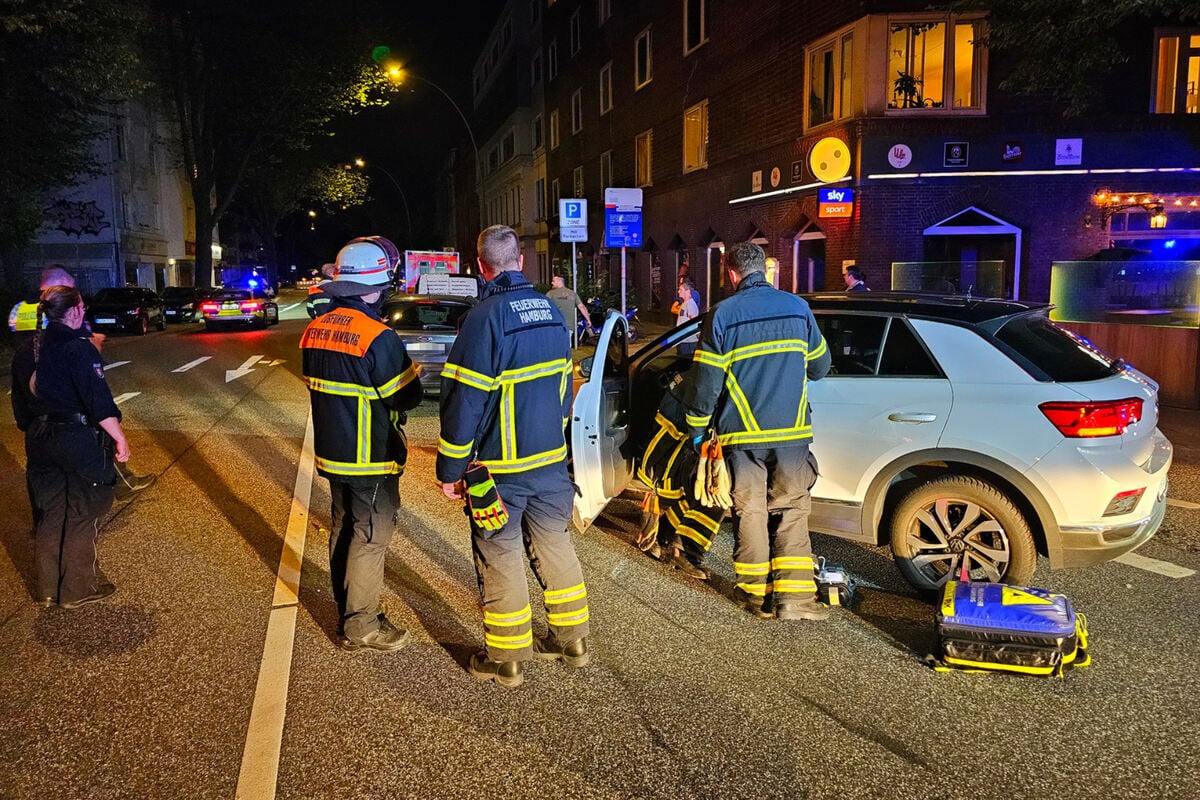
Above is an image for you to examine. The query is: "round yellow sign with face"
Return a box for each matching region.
[809,136,851,183]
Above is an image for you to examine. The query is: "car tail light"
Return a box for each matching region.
[1038,397,1143,438]
[240,301,262,311]
[1103,488,1145,516]
[201,302,220,313]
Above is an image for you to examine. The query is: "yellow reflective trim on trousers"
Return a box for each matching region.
[720,426,813,447]
[686,412,712,428]
[694,349,729,369]
[772,557,815,570]
[684,508,720,533]
[545,582,587,604]
[724,372,760,431]
[774,580,818,593]
[665,506,682,529]
[378,363,421,397]
[438,437,474,459]
[657,487,684,500]
[305,376,375,397]
[314,456,402,475]
[676,524,711,550]
[728,339,808,363]
[443,363,497,391]
[653,411,685,442]
[481,443,568,474]
[734,561,771,576]
[808,335,828,360]
[485,630,534,649]
[499,358,572,384]
[548,607,590,626]
[484,605,533,626]
[737,582,771,596]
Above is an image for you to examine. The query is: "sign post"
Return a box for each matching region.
[558,198,588,345]
[603,188,643,319]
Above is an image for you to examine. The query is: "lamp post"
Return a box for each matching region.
[349,158,413,244]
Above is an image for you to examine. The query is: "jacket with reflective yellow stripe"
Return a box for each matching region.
[300,296,423,484]
[436,271,573,490]
[684,273,831,450]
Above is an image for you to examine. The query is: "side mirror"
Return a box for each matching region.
[578,355,594,380]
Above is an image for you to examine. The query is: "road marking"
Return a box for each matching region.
[281,302,304,312]
[173,356,212,373]
[1114,551,1196,578]
[226,355,263,383]
[1167,497,1200,510]
[266,359,286,367]
[104,360,131,371]
[112,392,141,405]
[236,412,314,800]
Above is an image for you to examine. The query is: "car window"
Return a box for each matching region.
[162,288,193,300]
[212,290,249,301]
[388,301,473,331]
[878,318,942,377]
[816,314,886,376]
[991,311,1119,382]
[93,288,141,302]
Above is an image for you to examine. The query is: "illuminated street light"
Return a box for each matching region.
[349,158,413,245]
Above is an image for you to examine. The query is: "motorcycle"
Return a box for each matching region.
[578,301,638,345]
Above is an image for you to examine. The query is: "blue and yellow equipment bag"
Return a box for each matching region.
[934,581,1090,677]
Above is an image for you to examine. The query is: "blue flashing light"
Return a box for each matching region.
[1164,239,1176,249]
[249,279,259,288]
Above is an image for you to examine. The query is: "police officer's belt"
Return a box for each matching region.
[37,411,90,426]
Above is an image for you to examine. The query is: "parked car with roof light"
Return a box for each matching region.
[200,288,279,331]
[381,293,477,395]
[86,287,167,335]
[161,286,211,323]
[571,293,1173,592]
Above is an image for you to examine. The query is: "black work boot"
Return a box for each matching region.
[732,589,774,620]
[340,616,412,652]
[669,549,708,580]
[534,636,590,668]
[114,465,157,502]
[775,602,830,621]
[469,651,524,688]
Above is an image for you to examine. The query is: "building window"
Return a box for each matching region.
[535,177,546,220]
[531,51,542,86]
[806,31,857,128]
[532,115,544,150]
[549,38,558,80]
[600,149,613,191]
[501,129,516,162]
[636,129,653,187]
[598,0,611,25]
[683,100,708,173]
[573,165,584,198]
[570,8,582,56]
[1152,29,1200,113]
[571,88,583,133]
[887,17,984,111]
[635,26,653,89]
[684,0,707,55]
[551,178,561,216]
[550,109,560,149]
[599,62,613,114]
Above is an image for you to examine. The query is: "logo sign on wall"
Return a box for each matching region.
[1002,142,1024,163]
[791,160,804,182]
[809,136,851,183]
[944,142,969,168]
[817,187,854,219]
[1055,138,1083,166]
[770,167,781,188]
[887,143,913,169]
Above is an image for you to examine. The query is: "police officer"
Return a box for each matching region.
[438,224,591,688]
[14,286,129,608]
[685,242,831,620]
[300,236,423,651]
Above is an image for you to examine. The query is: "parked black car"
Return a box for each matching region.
[86,287,167,335]
[161,286,210,323]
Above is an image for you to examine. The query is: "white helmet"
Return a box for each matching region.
[332,236,400,290]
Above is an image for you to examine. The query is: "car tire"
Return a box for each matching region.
[889,475,1036,592]
[137,316,149,336]
[156,312,166,331]
[269,308,279,326]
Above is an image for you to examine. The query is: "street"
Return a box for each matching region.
[2,288,1198,800]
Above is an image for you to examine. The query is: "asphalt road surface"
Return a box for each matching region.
[1,289,1197,800]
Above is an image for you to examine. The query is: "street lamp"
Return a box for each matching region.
[349,158,413,245]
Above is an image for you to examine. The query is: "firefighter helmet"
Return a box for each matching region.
[333,236,400,288]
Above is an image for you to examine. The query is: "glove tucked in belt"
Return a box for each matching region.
[464,462,509,530]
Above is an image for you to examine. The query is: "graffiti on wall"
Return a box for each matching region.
[43,199,111,237]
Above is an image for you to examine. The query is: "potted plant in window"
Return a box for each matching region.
[893,71,923,108]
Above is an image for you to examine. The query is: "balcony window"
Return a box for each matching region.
[683,100,708,173]
[1153,30,1200,114]
[887,17,983,111]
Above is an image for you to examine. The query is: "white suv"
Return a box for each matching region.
[571,294,1172,592]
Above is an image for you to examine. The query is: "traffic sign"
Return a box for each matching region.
[604,187,643,249]
[559,198,587,244]
[560,226,587,242]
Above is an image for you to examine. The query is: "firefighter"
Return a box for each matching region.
[437,224,591,689]
[305,262,337,318]
[300,236,423,651]
[684,242,831,621]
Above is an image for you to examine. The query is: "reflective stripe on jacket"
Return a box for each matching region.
[300,298,422,483]
[436,271,573,485]
[685,273,831,450]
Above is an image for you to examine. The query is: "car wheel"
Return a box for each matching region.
[137,316,149,336]
[269,308,279,325]
[156,312,166,331]
[889,475,1036,591]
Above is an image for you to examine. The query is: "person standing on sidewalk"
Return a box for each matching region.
[685,242,831,621]
[438,225,591,688]
[545,275,592,345]
[300,236,423,652]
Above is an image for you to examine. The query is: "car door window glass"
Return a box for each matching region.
[817,314,886,375]
[878,318,942,377]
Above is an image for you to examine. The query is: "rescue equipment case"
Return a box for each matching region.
[934,581,1090,676]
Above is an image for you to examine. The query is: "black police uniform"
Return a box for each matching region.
[15,321,120,605]
[437,270,590,663]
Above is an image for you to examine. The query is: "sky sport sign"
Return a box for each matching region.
[818,187,853,219]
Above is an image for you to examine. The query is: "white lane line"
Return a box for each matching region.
[226,355,264,383]
[1114,551,1196,578]
[112,392,141,405]
[235,412,314,800]
[173,356,212,373]
[104,360,131,371]
[1167,497,1200,510]
[281,302,304,312]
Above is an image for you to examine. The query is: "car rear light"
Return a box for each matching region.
[1038,397,1143,437]
[1103,488,1145,516]
[240,301,262,311]
[201,302,220,313]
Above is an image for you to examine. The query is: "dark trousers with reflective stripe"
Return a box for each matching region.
[658,495,723,560]
[471,483,589,662]
[727,444,818,607]
[329,476,399,641]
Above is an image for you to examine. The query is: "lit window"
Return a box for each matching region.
[636,129,653,187]
[598,0,611,25]
[684,0,707,55]
[635,27,653,89]
[887,17,984,111]
[571,89,583,133]
[573,165,584,198]
[550,110,560,149]
[600,149,613,191]
[549,39,558,80]
[570,9,581,56]
[1152,30,1200,114]
[683,100,708,173]
[599,62,613,114]
[532,114,543,150]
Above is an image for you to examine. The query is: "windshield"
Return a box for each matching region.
[93,288,143,303]
[387,301,473,331]
[992,311,1120,382]
[212,290,251,301]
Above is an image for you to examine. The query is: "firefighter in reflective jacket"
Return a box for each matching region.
[305,262,337,318]
[300,236,422,652]
[438,225,591,689]
[684,242,831,621]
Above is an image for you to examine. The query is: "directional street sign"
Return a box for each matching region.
[604,187,643,249]
[559,198,587,243]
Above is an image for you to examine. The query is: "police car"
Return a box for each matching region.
[200,289,279,331]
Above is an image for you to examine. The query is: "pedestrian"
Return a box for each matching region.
[438,224,591,688]
[545,274,592,344]
[843,266,869,292]
[675,281,700,357]
[685,242,832,620]
[14,285,128,608]
[300,236,423,652]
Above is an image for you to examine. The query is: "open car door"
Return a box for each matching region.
[571,311,632,530]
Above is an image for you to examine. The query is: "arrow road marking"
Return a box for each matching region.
[103,360,130,371]
[266,359,286,367]
[112,392,141,405]
[226,355,263,383]
[173,356,212,373]
[1114,551,1196,579]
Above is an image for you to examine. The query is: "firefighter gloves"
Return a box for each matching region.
[465,463,509,530]
[695,431,733,510]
